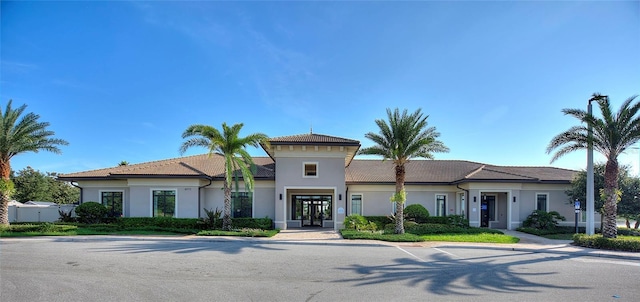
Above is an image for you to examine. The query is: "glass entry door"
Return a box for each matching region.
[292,195,332,227]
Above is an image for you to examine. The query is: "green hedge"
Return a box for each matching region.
[404,223,504,235]
[617,228,640,236]
[364,216,391,230]
[231,218,273,230]
[573,234,640,252]
[115,217,202,229]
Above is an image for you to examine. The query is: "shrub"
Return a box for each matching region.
[231,217,273,230]
[116,217,201,229]
[617,228,640,236]
[573,234,640,252]
[344,214,377,231]
[405,223,504,235]
[364,216,391,230]
[522,210,565,230]
[58,209,76,223]
[404,204,430,223]
[75,202,108,224]
[200,208,223,229]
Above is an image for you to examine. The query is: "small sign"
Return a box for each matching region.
[337,207,345,214]
[574,201,581,210]
[575,209,580,214]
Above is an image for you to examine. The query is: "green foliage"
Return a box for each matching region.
[617,227,640,236]
[420,233,520,243]
[0,223,78,236]
[517,226,588,236]
[341,229,424,242]
[0,178,15,195]
[200,208,223,229]
[363,216,391,230]
[197,228,278,237]
[390,190,406,203]
[522,210,566,230]
[11,167,79,204]
[75,202,108,224]
[404,204,429,223]
[573,234,640,252]
[403,223,504,235]
[231,217,273,230]
[57,209,76,223]
[115,217,201,229]
[343,214,376,231]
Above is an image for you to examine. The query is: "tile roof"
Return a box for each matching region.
[268,133,360,145]
[59,154,575,184]
[345,160,576,184]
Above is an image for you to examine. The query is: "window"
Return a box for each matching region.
[101,191,123,217]
[303,162,318,177]
[232,192,252,218]
[153,190,176,217]
[351,194,363,215]
[536,193,548,212]
[436,194,447,217]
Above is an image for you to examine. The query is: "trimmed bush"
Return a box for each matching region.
[405,223,504,235]
[404,204,430,223]
[116,217,201,229]
[522,210,566,230]
[364,216,391,230]
[344,214,369,230]
[573,234,640,252]
[231,217,273,230]
[75,202,108,224]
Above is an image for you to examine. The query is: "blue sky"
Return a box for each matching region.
[1,1,639,175]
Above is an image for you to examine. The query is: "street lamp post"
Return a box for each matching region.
[587,98,595,235]
[586,94,607,235]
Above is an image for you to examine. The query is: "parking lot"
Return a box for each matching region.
[2,235,639,301]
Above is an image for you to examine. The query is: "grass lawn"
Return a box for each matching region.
[341,229,519,243]
[0,223,278,238]
[420,233,520,243]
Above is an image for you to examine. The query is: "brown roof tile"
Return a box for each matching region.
[59,154,575,184]
[269,133,360,145]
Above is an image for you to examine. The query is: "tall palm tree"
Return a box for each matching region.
[0,100,68,225]
[360,108,449,234]
[179,122,268,231]
[547,93,640,238]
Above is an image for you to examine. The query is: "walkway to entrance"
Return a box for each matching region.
[270,228,342,240]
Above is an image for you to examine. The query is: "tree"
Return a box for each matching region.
[118,161,129,166]
[0,100,68,225]
[179,123,268,231]
[566,164,640,229]
[547,94,640,238]
[359,108,449,234]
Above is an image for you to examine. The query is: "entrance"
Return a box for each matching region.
[481,195,495,227]
[292,195,332,227]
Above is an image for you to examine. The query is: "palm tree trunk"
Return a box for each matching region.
[395,164,405,234]
[0,159,11,226]
[223,179,232,231]
[602,159,619,238]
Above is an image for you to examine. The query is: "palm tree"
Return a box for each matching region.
[179,122,268,231]
[0,100,68,225]
[547,93,640,238]
[360,108,449,234]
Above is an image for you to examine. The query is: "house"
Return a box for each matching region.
[57,133,586,230]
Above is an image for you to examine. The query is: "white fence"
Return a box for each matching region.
[8,204,76,223]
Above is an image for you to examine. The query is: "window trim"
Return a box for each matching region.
[150,188,178,218]
[302,162,319,178]
[535,192,549,212]
[99,190,124,217]
[350,193,363,215]
[435,194,447,217]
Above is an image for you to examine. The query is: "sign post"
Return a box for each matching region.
[574,199,581,234]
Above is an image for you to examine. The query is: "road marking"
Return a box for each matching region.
[395,246,426,262]
[433,247,460,259]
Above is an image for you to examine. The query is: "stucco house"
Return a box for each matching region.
[58,133,586,230]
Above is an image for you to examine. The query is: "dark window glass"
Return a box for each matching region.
[232,192,252,218]
[101,191,123,217]
[153,190,175,217]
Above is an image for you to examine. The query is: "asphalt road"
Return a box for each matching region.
[1,236,639,301]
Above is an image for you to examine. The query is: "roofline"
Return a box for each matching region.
[268,141,361,146]
[347,179,572,185]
